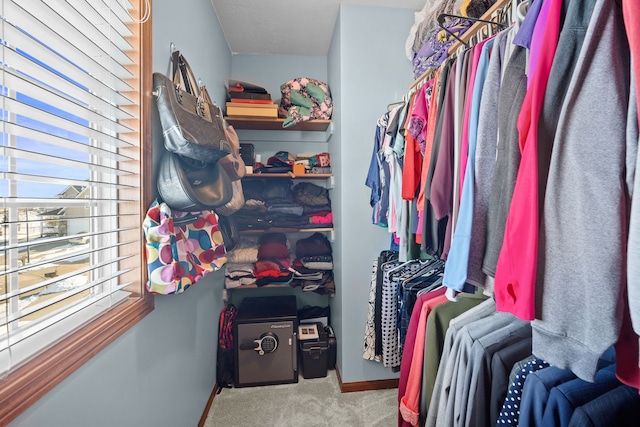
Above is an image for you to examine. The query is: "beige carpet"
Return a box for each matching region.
[203,370,398,427]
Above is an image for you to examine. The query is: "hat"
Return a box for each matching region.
[267,151,295,167]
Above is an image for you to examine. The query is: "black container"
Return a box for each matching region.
[299,322,329,379]
[239,143,255,166]
[325,325,336,370]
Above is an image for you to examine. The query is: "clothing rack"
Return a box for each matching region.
[408,0,514,91]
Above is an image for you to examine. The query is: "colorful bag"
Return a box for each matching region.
[278,77,332,128]
[143,199,227,295]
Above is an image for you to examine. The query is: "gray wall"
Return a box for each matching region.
[10,1,231,426]
[329,4,415,382]
[10,2,416,425]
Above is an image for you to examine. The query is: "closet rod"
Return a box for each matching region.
[408,0,512,90]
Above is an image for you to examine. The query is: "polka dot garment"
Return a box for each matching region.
[496,358,550,425]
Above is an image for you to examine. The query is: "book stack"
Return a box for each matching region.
[226,101,278,118]
[227,79,278,118]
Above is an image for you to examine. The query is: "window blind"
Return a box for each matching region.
[0,0,143,373]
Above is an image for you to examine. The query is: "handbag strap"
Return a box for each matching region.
[171,50,213,119]
[172,50,199,97]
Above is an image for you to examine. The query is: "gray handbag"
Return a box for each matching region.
[153,51,231,163]
[157,150,233,212]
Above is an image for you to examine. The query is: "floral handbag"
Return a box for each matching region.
[143,199,228,294]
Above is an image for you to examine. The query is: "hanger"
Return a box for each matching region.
[387,100,405,112]
[437,13,508,49]
[379,258,408,275]
[401,258,445,284]
[517,0,530,23]
[384,258,426,277]
[416,276,444,296]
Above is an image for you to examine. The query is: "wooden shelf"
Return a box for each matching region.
[244,173,332,179]
[239,227,333,234]
[225,116,332,132]
[228,283,293,290]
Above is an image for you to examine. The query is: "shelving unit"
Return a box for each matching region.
[224,115,335,301]
[239,227,334,235]
[244,173,332,179]
[226,117,333,143]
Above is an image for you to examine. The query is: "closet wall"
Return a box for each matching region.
[328,4,415,382]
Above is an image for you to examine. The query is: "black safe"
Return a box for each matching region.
[234,295,298,387]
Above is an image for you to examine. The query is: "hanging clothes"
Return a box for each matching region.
[493,0,564,321]
[533,0,631,382]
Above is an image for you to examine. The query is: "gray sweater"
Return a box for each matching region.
[533,0,630,382]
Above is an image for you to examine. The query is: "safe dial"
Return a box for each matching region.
[240,332,278,355]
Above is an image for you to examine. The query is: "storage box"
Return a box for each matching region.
[298,322,329,379]
[311,166,331,174]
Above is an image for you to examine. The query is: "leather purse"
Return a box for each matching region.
[201,85,246,181]
[153,51,231,164]
[157,150,233,212]
[215,179,245,217]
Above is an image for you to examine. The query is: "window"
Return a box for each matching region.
[0,0,153,423]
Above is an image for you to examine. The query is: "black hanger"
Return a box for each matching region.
[436,13,508,48]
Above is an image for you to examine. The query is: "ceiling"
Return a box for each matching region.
[210,0,425,56]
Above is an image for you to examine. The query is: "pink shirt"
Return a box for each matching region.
[397,288,446,427]
[399,293,449,426]
[493,0,563,321]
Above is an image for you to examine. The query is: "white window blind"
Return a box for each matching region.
[0,0,144,374]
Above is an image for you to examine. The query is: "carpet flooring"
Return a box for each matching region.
[203,370,398,427]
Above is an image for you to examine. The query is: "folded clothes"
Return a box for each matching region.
[257,232,290,261]
[254,258,292,282]
[224,262,256,289]
[302,205,331,216]
[310,212,333,224]
[225,262,255,276]
[255,271,293,287]
[293,182,331,207]
[266,212,311,228]
[301,258,333,271]
[288,266,323,281]
[258,241,290,260]
[292,270,335,295]
[225,275,256,289]
[226,242,259,264]
[263,179,293,201]
[295,232,332,257]
[243,199,266,211]
[267,204,304,216]
[234,210,272,230]
[242,179,266,201]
